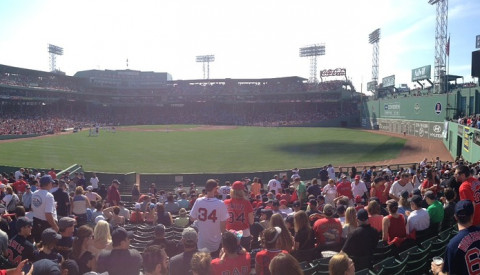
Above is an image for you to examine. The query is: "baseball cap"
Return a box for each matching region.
[261,209,273,219]
[357,209,369,221]
[272,200,280,207]
[232,181,244,190]
[111,227,134,246]
[40,175,54,186]
[292,200,301,207]
[33,259,61,275]
[280,199,288,206]
[94,215,105,224]
[275,194,282,200]
[112,179,120,185]
[58,217,76,231]
[355,195,364,203]
[455,200,474,217]
[182,227,198,243]
[323,204,335,217]
[16,217,33,231]
[41,228,62,244]
[400,190,409,199]
[409,195,423,206]
[179,208,187,216]
[309,199,317,206]
[134,203,141,210]
[86,186,93,191]
[354,175,361,180]
[412,189,421,196]
[26,184,31,189]
[424,190,436,200]
[341,174,347,178]
[155,224,166,235]
[336,204,346,214]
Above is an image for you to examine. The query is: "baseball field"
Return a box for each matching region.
[0,125,406,174]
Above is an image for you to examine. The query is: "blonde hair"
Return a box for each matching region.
[329,253,351,275]
[191,252,211,275]
[344,207,358,228]
[230,188,245,200]
[328,179,335,185]
[270,213,294,252]
[75,186,84,195]
[94,220,112,243]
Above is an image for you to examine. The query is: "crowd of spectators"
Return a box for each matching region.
[0,155,478,274]
[456,114,480,129]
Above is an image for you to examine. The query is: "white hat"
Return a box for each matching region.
[95,215,105,224]
[86,186,93,191]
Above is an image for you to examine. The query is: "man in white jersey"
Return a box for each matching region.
[89,173,99,192]
[389,172,414,201]
[267,175,282,195]
[218,181,231,201]
[31,175,58,243]
[190,179,229,256]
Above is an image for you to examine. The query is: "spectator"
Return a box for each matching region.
[32,175,58,243]
[106,180,121,207]
[174,208,190,227]
[97,227,143,275]
[190,179,229,256]
[366,200,383,233]
[71,225,95,274]
[156,203,172,227]
[270,213,294,252]
[178,193,190,209]
[3,186,19,213]
[85,186,101,203]
[389,173,413,201]
[144,203,156,224]
[71,186,90,227]
[382,199,407,246]
[251,177,262,197]
[421,169,441,196]
[336,175,353,203]
[219,181,231,200]
[456,165,480,226]
[341,209,378,270]
[322,179,337,205]
[259,209,273,229]
[89,173,99,192]
[329,252,355,275]
[34,228,63,264]
[52,181,70,219]
[351,175,368,201]
[307,178,321,198]
[255,227,288,275]
[405,195,430,235]
[292,210,315,261]
[342,207,358,240]
[267,175,282,195]
[131,184,140,203]
[431,200,480,275]
[211,231,251,275]
[56,217,76,259]
[169,227,199,275]
[142,245,169,275]
[224,181,254,250]
[7,217,35,265]
[269,252,303,275]
[21,184,32,211]
[292,177,306,204]
[370,177,387,205]
[318,166,329,187]
[397,190,411,217]
[191,252,212,275]
[441,188,456,230]
[425,190,444,234]
[88,220,112,258]
[117,201,131,221]
[164,194,180,214]
[148,224,177,258]
[313,204,342,249]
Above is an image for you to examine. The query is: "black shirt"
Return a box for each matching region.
[52,189,70,217]
[97,249,142,275]
[318,170,329,181]
[342,224,378,270]
[307,185,322,197]
[7,235,36,265]
[34,250,63,264]
[56,236,74,259]
[294,227,315,250]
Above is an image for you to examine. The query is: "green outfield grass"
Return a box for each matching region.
[0,126,406,173]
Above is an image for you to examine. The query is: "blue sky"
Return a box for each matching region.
[0,0,478,92]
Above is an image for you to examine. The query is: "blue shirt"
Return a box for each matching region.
[443,225,480,274]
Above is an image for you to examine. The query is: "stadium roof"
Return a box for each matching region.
[170,76,307,84]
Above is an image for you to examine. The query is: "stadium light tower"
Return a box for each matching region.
[196,55,215,79]
[428,0,448,93]
[48,44,63,72]
[299,44,325,84]
[369,29,381,85]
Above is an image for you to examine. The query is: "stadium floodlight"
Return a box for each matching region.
[369,29,381,86]
[196,55,215,79]
[299,44,325,84]
[48,44,64,72]
[428,0,448,93]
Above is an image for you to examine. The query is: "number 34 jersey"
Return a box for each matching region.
[224,198,254,232]
[190,197,229,252]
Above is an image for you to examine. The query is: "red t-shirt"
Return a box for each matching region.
[313,217,342,246]
[48,171,57,180]
[224,198,254,231]
[386,214,406,242]
[255,250,287,275]
[459,177,480,226]
[421,179,439,196]
[211,253,251,275]
[370,185,387,204]
[336,181,353,199]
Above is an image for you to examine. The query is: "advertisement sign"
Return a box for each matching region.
[464,127,470,152]
[476,35,480,49]
[382,75,395,88]
[373,118,444,139]
[320,68,346,77]
[367,81,377,92]
[411,65,431,82]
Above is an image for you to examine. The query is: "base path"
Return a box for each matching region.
[347,130,454,168]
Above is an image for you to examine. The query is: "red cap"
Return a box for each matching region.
[354,175,361,180]
[275,194,282,200]
[355,195,363,203]
[232,181,244,190]
[280,199,288,206]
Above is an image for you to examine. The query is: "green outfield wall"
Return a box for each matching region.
[443,122,480,163]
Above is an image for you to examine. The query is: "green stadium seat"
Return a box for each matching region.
[313,271,329,275]
[420,235,438,249]
[398,243,430,261]
[405,260,429,275]
[354,268,371,275]
[431,235,450,251]
[429,245,447,259]
[376,256,408,275]
[405,252,429,273]
[438,227,452,241]
[371,256,398,274]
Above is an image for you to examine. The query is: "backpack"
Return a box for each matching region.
[6,194,19,212]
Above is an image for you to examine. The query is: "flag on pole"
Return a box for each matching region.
[446,36,450,56]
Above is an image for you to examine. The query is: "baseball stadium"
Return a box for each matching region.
[1,0,480,274]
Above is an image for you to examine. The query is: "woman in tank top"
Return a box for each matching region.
[382,199,407,244]
[156,203,173,226]
[72,186,90,227]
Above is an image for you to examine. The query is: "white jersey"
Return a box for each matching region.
[190,197,229,252]
[389,180,414,199]
[351,181,368,198]
[327,167,336,180]
[218,186,231,200]
[31,189,57,221]
[90,177,99,189]
[267,179,281,194]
